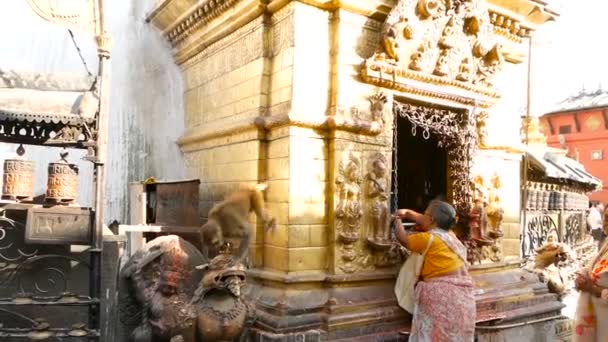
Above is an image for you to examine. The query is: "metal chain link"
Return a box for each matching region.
[67,29,93,77]
[391,107,399,213]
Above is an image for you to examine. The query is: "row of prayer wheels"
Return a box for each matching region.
[1,146,79,204]
[525,181,589,211]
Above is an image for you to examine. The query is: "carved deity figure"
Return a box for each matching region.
[335,154,363,240]
[438,17,457,50]
[486,174,504,234]
[474,43,503,87]
[468,175,504,263]
[383,25,400,62]
[469,176,488,236]
[433,49,451,77]
[369,93,387,126]
[475,111,489,147]
[456,58,472,82]
[120,236,201,342]
[190,244,254,342]
[365,0,505,92]
[366,153,390,242]
[121,237,255,342]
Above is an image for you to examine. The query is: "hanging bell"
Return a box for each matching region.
[2,144,35,201]
[45,151,79,204]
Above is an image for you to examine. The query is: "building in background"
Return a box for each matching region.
[539,89,608,203]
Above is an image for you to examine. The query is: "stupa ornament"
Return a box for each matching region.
[521,116,547,146]
[361,0,505,105]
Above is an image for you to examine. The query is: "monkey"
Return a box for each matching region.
[200,183,276,263]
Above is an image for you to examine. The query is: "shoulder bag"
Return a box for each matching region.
[394,234,434,314]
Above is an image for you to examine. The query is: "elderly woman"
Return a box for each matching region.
[393,200,475,342]
[573,240,608,341]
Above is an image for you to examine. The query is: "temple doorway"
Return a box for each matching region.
[391,114,448,214]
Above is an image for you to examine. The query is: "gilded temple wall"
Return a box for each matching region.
[176,0,534,269]
[267,4,331,273]
[180,14,268,266]
[179,3,333,272]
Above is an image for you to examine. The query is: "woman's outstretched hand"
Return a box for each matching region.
[393,209,409,219]
[575,270,593,293]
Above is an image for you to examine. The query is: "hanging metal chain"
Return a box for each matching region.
[67,29,93,77]
[392,101,476,217]
[391,107,399,212]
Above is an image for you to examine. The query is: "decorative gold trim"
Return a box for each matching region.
[178,118,259,147]
[180,15,265,69]
[165,0,245,46]
[488,10,532,40]
[246,267,399,284]
[361,64,498,109]
[174,0,266,65]
[177,113,384,148]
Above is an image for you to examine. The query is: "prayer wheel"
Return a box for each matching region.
[46,152,78,204]
[2,159,35,200]
[2,145,35,201]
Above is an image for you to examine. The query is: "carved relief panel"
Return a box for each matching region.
[468,172,504,264]
[365,153,390,244]
[335,152,366,273]
[362,0,505,106]
[364,152,402,268]
[334,149,403,273]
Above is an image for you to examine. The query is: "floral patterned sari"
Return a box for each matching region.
[409,229,476,342]
[573,241,608,341]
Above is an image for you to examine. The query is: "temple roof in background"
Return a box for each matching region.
[545,88,608,115]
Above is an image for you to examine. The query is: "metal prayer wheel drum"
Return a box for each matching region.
[2,159,35,200]
[46,158,78,204]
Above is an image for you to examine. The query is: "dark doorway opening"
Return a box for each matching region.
[391,114,448,213]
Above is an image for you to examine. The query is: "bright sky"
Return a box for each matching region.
[532,0,608,114]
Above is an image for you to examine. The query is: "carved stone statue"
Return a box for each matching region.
[120,235,204,342]
[366,153,391,246]
[190,243,255,342]
[120,236,255,342]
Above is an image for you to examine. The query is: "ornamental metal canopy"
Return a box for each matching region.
[0,70,97,147]
[525,147,602,190]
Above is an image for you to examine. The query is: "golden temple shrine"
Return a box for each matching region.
[141,0,584,340]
